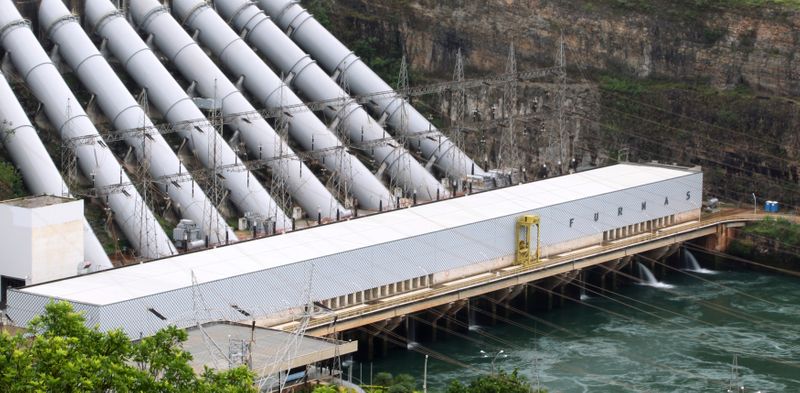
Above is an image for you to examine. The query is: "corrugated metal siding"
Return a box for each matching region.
[7,172,702,337]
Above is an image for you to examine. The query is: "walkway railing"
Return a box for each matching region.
[287,211,782,333]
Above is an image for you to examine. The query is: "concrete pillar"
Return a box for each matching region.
[600,272,607,293]
[612,271,618,291]
[523,285,530,310]
[367,334,375,361]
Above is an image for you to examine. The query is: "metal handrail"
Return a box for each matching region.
[290,211,782,332]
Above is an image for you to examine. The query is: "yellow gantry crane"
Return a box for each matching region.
[515,215,541,267]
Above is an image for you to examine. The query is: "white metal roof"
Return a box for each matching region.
[18,164,696,305]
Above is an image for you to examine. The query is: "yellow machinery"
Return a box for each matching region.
[515,215,541,266]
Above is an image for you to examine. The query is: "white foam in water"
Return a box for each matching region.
[637,262,675,289]
[684,250,717,275]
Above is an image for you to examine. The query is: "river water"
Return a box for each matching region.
[367,269,800,392]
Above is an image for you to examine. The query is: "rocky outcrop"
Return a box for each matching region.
[328,0,800,96]
[320,0,800,205]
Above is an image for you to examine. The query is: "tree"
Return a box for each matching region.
[446,370,546,393]
[373,371,394,387]
[0,301,256,392]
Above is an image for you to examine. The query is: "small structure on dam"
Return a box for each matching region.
[6,163,703,337]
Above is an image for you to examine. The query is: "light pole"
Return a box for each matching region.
[752,193,757,215]
[480,349,505,374]
[423,354,429,393]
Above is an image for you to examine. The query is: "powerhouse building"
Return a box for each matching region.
[7,164,703,337]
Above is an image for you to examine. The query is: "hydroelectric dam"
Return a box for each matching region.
[0,0,779,385]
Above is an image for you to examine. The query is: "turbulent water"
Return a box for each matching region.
[366,270,800,392]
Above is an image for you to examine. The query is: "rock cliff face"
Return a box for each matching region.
[318,0,800,206]
[326,0,800,96]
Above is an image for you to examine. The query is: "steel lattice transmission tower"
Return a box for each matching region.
[555,34,567,175]
[135,89,160,260]
[497,43,521,174]
[272,97,293,225]
[205,81,226,240]
[328,75,353,214]
[447,48,468,188]
[389,56,412,203]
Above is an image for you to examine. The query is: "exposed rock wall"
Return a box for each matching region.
[327,0,800,96]
[319,0,800,205]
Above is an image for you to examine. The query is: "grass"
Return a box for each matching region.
[598,74,755,98]
[742,216,800,247]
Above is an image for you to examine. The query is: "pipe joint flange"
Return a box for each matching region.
[284,8,312,38]
[179,1,210,27]
[261,85,287,109]
[331,101,361,128]
[285,54,316,88]
[91,9,124,35]
[332,51,359,83]
[223,0,260,26]
[0,18,30,42]
[274,0,300,29]
[44,14,80,40]
[137,5,168,32]
[379,96,407,125]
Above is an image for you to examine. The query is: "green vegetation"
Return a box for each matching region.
[363,372,418,393]
[446,370,547,393]
[0,301,256,392]
[311,385,355,393]
[598,74,755,98]
[350,36,405,88]
[728,217,800,269]
[303,0,333,29]
[583,0,800,19]
[741,216,800,247]
[0,161,25,200]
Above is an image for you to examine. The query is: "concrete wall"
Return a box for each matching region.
[0,198,84,285]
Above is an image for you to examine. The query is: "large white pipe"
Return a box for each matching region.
[85,0,289,230]
[40,0,234,245]
[257,0,485,180]
[129,0,348,220]
[215,0,446,201]
[0,0,176,259]
[0,69,112,269]
[172,0,392,211]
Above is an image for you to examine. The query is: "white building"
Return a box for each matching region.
[6,164,703,336]
[0,195,84,306]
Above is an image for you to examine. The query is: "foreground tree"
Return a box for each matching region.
[446,370,547,393]
[0,301,256,392]
[364,371,418,393]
